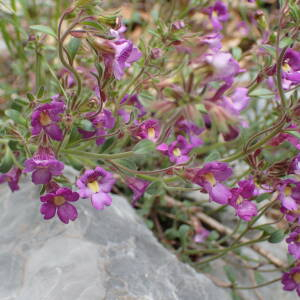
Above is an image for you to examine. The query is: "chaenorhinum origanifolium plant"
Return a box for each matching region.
[0,0,300,296]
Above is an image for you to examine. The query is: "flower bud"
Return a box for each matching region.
[255,10,268,31]
[150,48,163,59]
[98,15,118,26]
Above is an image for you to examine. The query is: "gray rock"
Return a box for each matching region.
[0,179,231,300]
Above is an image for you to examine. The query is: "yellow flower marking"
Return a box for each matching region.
[284,186,292,197]
[173,148,182,157]
[148,128,155,139]
[88,181,100,193]
[204,173,216,186]
[40,111,52,126]
[293,272,300,284]
[53,196,66,206]
[282,63,291,72]
[236,195,244,205]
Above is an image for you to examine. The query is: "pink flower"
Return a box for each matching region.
[186,162,232,204]
[78,109,115,145]
[40,187,79,224]
[31,100,65,141]
[229,179,258,221]
[194,227,210,243]
[0,167,22,192]
[286,227,300,260]
[157,135,193,164]
[103,39,142,80]
[203,1,229,31]
[282,265,300,296]
[136,119,161,142]
[126,177,150,206]
[24,147,64,185]
[76,167,115,210]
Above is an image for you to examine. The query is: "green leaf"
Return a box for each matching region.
[4,109,26,126]
[67,38,82,63]
[231,290,242,300]
[268,229,285,243]
[115,158,137,170]
[0,149,14,173]
[204,150,220,162]
[254,271,266,284]
[146,180,164,195]
[81,21,106,32]
[133,139,155,155]
[279,37,294,49]
[30,25,57,38]
[178,224,191,239]
[260,45,276,58]
[255,192,271,203]
[249,88,272,97]
[78,119,94,131]
[195,103,207,113]
[232,47,242,61]
[207,230,220,241]
[258,224,276,235]
[37,86,45,98]
[224,265,237,283]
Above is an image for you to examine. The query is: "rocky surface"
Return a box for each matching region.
[0,177,231,300]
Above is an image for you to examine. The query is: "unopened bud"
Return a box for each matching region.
[255,10,268,31]
[150,48,163,59]
[98,15,118,26]
[172,20,185,31]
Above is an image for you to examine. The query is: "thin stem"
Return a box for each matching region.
[62,149,134,160]
[234,277,281,290]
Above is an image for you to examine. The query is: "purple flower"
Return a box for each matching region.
[269,125,300,150]
[172,20,185,31]
[76,167,115,210]
[120,94,146,119]
[282,48,300,88]
[277,179,300,211]
[103,39,142,80]
[156,135,193,164]
[0,167,22,192]
[194,227,210,243]
[229,180,258,221]
[282,265,300,296]
[23,147,64,185]
[200,32,223,51]
[290,154,300,175]
[222,88,250,115]
[31,100,65,141]
[40,187,79,224]
[286,227,300,260]
[203,1,229,31]
[151,48,163,59]
[187,162,232,204]
[205,51,241,83]
[79,109,115,145]
[176,119,204,147]
[127,177,150,206]
[281,204,300,224]
[136,119,160,142]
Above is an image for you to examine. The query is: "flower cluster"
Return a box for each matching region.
[1,0,300,297]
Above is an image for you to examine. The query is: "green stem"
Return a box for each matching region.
[195,237,268,265]
[35,44,42,93]
[234,277,281,290]
[276,46,288,108]
[62,149,134,160]
[117,67,145,104]
[220,117,286,163]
